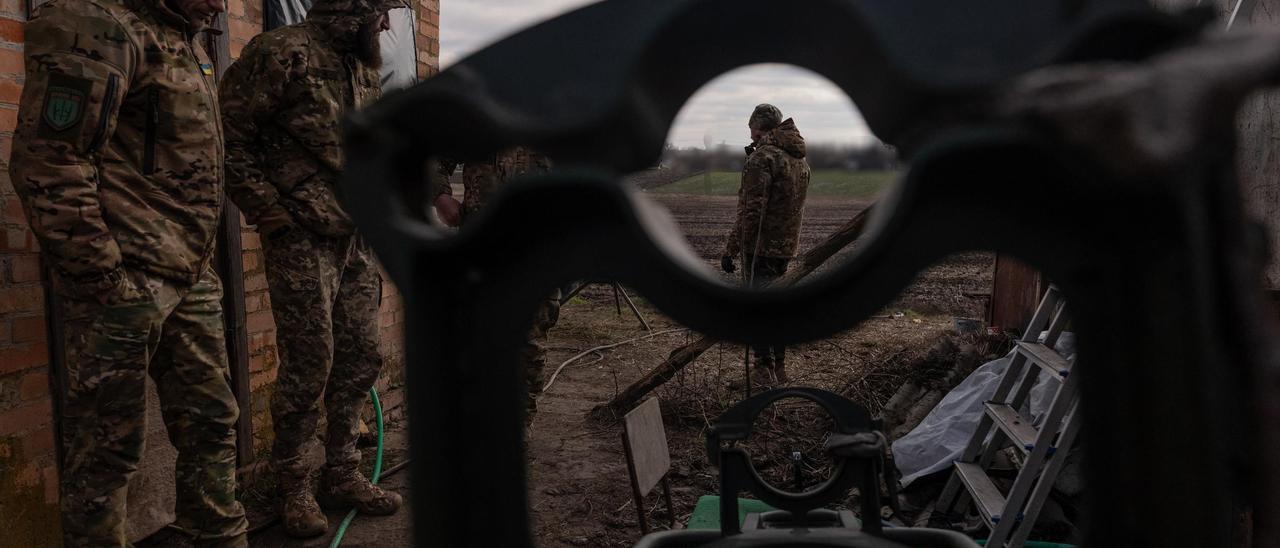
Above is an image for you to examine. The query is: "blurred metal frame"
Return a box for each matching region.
[342,0,1276,546]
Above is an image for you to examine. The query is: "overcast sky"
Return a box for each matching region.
[439,0,878,149]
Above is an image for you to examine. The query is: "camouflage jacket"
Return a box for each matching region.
[219,0,403,237]
[9,0,224,293]
[434,147,552,224]
[725,118,811,259]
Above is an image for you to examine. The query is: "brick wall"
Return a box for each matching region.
[416,0,439,79]
[0,0,438,541]
[0,0,62,543]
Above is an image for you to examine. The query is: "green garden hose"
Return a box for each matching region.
[328,387,385,548]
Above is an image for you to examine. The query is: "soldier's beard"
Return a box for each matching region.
[357,21,383,69]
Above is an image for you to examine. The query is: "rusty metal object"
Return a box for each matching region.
[342,0,1277,545]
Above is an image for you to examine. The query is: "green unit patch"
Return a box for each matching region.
[39,73,92,135]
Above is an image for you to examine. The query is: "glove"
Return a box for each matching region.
[720,256,736,274]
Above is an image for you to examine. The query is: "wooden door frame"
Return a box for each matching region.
[206,14,256,468]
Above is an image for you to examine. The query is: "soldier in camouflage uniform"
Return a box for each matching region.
[720,104,811,384]
[433,149,562,425]
[8,0,247,545]
[218,0,404,538]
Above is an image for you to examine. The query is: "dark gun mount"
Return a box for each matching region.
[635,387,977,548]
[340,0,1280,546]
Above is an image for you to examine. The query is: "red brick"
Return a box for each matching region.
[0,48,22,76]
[0,77,21,105]
[248,332,267,355]
[249,351,276,377]
[244,272,267,292]
[0,398,53,436]
[2,226,33,251]
[0,135,14,167]
[0,104,17,132]
[0,342,49,374]
[0,0,24,18]
[0,284,43,313]
[249,368,275,390]
[41,464,58,503]
[241,232,260,251]
[246,310,274,334]
[18,369,48,400]
[12,314,44,343]
[229,17,258,43]
[0,19,22,43]
[3,195,26,224]
[22,427,55,458]
[12,460,38,487]
[0,317,9,343]
[245,293,261,313]
[9,253,40,283]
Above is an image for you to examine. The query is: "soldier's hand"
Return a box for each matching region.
[434,194,462,227]
[720,255,736,274]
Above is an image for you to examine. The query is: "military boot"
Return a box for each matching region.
[318,466,403,515]
[279,472,328,538]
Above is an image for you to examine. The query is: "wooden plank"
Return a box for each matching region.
[955,462,1006,527]
[985,402,1038,454]
[990,254,1043,332]
[623,398,670,498]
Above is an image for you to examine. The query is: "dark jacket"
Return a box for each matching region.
[725,118,811,259]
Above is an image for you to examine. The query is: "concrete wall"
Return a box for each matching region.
[0,0,440,542]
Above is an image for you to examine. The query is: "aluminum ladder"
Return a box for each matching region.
[936,284,1081,547]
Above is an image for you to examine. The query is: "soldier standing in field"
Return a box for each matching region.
[432,149,562,426]
[720,104,812,385]
[9,0,248,545]
[218,0,405,538]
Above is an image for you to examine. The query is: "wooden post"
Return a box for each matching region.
[207,14,255,467]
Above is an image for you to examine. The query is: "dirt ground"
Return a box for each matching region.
[524,193,994,547]
[243,192,996,546]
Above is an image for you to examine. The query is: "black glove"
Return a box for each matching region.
[721,256,736,274]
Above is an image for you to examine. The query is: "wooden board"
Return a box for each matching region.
[990,254,1043,332]
[623,398,670,498]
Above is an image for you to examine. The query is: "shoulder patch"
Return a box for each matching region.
[39,73,92,136]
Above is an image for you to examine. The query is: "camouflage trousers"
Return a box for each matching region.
[263,229,383,480]
[58,264,247,548]
[743,256,790,374]
[521,291,562,425]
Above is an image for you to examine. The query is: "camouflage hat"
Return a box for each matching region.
[748,104,783,131]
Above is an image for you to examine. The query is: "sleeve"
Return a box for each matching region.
[218,41,294,228]
[8,3,134,287]
[724,150,776,257]
[431,157,459,199]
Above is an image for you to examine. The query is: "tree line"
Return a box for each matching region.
[662,141,899,172]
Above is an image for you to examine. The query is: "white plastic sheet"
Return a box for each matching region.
[892,332,1076,487]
